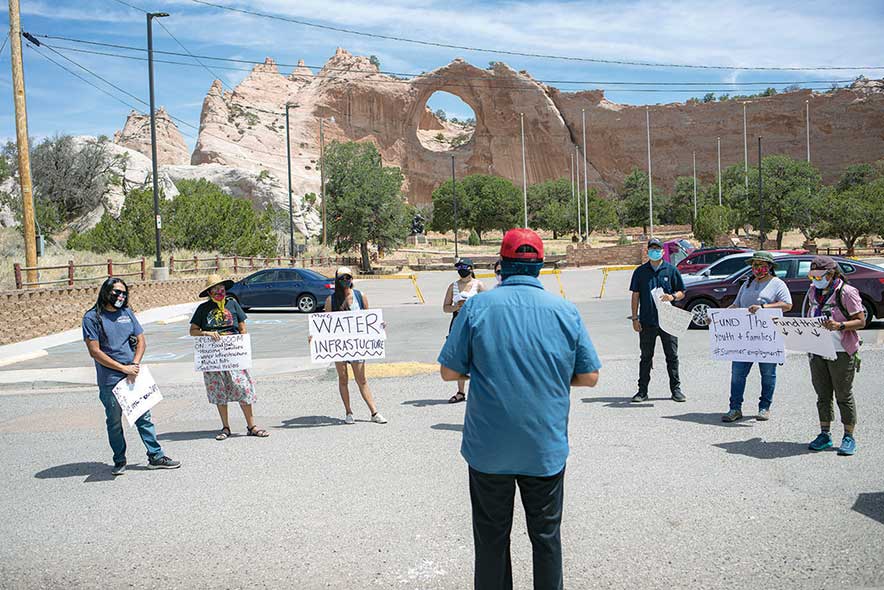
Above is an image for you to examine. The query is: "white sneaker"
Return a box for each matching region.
[344,413,355,425]
[371,412,387,424]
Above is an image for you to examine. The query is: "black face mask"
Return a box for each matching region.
[338,277,352,288]
[109,289,127,309]
[457,268,472,278]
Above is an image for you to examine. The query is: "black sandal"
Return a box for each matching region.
[448,392,466,403]
[216,427,231,441]
[247,425,270,438]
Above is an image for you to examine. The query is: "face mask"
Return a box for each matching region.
[495,273,502,285]
[648,249,663,261]
[812,277,830,289]
[457,268,472,278]
[211,290,226,302]
[752,266,770,279]
[110,289,127,308]
[338,278,352,289]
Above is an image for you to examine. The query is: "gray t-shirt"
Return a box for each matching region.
[734,277,792,308]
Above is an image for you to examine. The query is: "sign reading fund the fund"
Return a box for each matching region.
[309,310,386,363]
[708,308,785,363]
[194,334,253,372]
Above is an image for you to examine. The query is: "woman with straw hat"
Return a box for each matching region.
[189,274,269,440]
[721,252,792,423]
[323,266,387,425]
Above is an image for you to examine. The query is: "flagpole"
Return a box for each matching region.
[646,107,653,237]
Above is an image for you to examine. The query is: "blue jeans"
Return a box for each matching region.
[729,362,777,411]
[99,385,163,464]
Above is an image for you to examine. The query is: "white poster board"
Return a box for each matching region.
[651,287,693,338]
[772,316,837,359]
[112,365,163,427]
[309,309,386,363]
[194,334,253,372]
[708,308,785,363]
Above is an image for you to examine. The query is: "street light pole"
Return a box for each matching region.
[520,112,528,227]
[147,11,169,279]
[805,100,811,163]
[717,136,722,206]
[758,136,765,248]
[451,154,458,259]
[582,108,589,238]
[646,107,653,237]
[319,117,326,247]
[575,145,581,240]
[692,151,697,223]
[743,103,749,190]
[285,103,297,257]
[571,152,579,238]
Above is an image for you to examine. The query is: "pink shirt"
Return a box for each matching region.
[806,280,863,356]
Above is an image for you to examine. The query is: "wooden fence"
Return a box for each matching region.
[12,255,357,290]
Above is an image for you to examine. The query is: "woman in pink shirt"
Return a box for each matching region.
[802,256,865,456]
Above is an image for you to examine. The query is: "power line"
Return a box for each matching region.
[32,34,857,92]
[0,31,9,59]
[187,0,884,72]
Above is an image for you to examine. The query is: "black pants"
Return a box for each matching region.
[469,466,565,590]
[638,324,680,395]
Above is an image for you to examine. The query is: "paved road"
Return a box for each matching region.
[1,269,883,588]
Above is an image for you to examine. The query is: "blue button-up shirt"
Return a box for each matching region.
[437,275,602,477]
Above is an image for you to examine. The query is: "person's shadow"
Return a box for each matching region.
[582,396,658,408]
[279,415,346,428]
[431,423,463,432]
[713,437,811,459]
[852,492,884,525]
[35,462,149,483]
[157,430,219,441]
[663,412,754,428]
[402,399,450,408]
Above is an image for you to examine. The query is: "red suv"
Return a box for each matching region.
[677,248,750,275]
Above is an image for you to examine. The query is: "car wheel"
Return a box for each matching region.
[687,298,716,329]
[296,293,317,313]
[862,300,875,329]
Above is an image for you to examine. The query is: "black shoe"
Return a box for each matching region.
[147,456,181,470]
[111,462,127,476]
[671,390,686,402]
[631,392,649,403]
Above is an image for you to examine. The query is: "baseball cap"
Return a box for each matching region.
[455,258,474,269]
[336,266,353,278]
[500,228,544,261]
[647,238,663,249]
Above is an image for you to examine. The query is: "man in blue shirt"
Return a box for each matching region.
[438,228,601,590]
[83,277,180,476]
[629,238,686,403]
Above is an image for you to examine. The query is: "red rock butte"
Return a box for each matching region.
[116,48,884,204]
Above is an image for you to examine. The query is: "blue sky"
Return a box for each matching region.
[2,0,883,149]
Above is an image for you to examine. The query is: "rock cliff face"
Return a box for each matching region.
[123,48,884,206]
[114,108,189,166]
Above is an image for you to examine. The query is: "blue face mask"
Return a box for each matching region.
[648,249,663,261]
[812,277,830,289]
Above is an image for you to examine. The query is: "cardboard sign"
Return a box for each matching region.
[772,316,837,359]
[651,287,693,338]
[309,309,386,363]
[194,334,253,372]
[708,308,785,363]
[112,365,163,427]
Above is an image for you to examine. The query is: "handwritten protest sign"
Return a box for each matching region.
[772,316,837,359]
[651,287,693,338]
[309,309,386,363]
[194,334,252,372]
[112,365,162,427]
[708,308,784,363]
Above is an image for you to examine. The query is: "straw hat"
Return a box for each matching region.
[199,274,235,298]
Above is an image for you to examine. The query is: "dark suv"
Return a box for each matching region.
[675,255,884,328]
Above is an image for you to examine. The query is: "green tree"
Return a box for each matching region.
[835,163,883,192]
[616,168,665,234]
[816,181,883,254]
[434,109,447,122]
[369,55,380,69]
[322,141,409,272]
[430,174,521,242]
[702,93,716,103]
[528,177,574,238]
[585,191,620,235]
[694,204,735,246]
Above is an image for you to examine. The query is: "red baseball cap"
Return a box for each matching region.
[500,228,544,261]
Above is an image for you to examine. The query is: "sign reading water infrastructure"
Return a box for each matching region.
[112,365,163,427]
[194,334,253,372]
[709,308,785,363]
[309,310,386,363]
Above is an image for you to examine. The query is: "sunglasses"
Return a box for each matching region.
[808,272,829,280]
[750,262,769,268]
[339,275,352,281]
[110,288,128,297]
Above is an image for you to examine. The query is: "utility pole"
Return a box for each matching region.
[451,155,458,259]
[646,107,653,237]
[320,118,326,247]
[805,100,811,163]
[8,0,37,286]
[520,112,528,228]
[582,108,589,238]
[692,151,697,223]
[743,102,749,190]
[147,11,169,279]
[285,103,297,256]
[717,136,722,206]
[758,136,765,248]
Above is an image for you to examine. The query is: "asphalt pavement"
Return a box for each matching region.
[1,268,883,589]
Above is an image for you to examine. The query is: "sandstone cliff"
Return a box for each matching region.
[114,108,189,166]
[121,48,884,206]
